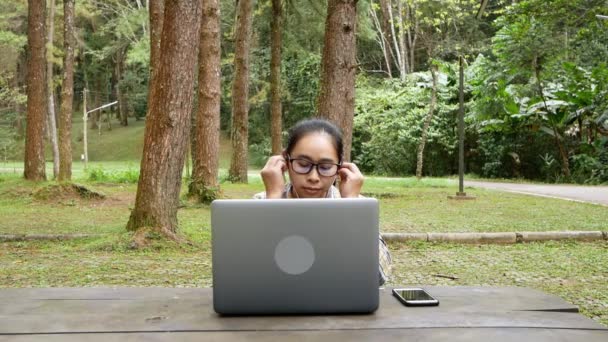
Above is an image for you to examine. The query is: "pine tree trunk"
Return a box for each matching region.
[228,0,256,183]
[58,0,74,182]
[47,0,60,179]
[416,63,437,180]
[317,0,357,162]
[117,49,128,126]
[24,0,48,181]
[126,0,202,240]
[148,0,164,107]
[189,0,222,203]
[270,0,283,154]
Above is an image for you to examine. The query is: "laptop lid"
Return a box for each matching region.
[211,198,379,315]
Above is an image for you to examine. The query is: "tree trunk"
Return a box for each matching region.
[406,2,418,73]
[534,63,571,178]
[47,0,60,179]
[15,51,27,138]
[396,0,408,79]
[270,0,283,154]
[387,0,402,77]
[126,0,202,240]
[24,0,48,181]
[228,0,256,183]
[189,0,222,203]
[378,0,393,77]
[58,0,75,182]
[416,63,437,180]
[148,0,164,107]
[116,49,128,126]
[90,80,101,130]
[317,0,357,162]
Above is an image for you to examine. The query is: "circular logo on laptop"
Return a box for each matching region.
[274,235,315,275]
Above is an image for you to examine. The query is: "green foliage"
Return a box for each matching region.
[249,137,272,168]
[353,68,458,176]
[86,166,140,184]
[468,0,608,183]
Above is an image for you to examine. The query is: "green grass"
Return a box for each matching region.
[7,114,234,168]
[1,172,607,236]
[1,238,606,326]
[1,173,607,326]
[389,240,608,326]
[2,121,608,327]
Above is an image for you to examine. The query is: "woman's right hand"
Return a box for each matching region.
[260,155,287,199]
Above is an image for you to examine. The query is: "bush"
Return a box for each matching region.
[86,166,140,183]
[353,72,457,176]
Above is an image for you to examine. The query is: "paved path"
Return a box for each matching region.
[465,181,608,206]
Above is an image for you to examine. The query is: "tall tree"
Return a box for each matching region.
[317,0,357,161]
[115,48,128,126]
[270,0,283,154]
[415,62,438,179]
[228,0,256,182]
[189,0,221,203]
[58,0,74,181]
[148,0,164,105]
[24,0,48,181]
[46,0,59,179]
[126,0,202,241]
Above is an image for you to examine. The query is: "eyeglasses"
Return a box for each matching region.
[286,155,341,177]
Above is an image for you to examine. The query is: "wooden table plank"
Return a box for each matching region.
[0,286,580,312]
[2,328,608,342]
[1,286,604,336]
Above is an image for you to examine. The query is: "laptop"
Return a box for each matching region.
[211,198,379,315]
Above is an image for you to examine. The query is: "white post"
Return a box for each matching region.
[83,88,88,170]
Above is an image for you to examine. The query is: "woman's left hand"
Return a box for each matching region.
[337,162,364,198]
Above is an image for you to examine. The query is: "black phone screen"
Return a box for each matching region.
[394,289,435,301]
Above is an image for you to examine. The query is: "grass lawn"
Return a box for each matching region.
[1,171,606,235]
[2,122,608,327]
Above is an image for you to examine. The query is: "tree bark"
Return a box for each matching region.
[416,63,438,180]
[148,0,164,107]
[317,0,358,162]
[228,0,256,183]
[47,0,60,179]
[378,0,393,77]
[396,0,408,80]
[116,49,128,126]
[24,0,48,181]
[270,0,283,154]
[406,2,418,73]
[58,0,75,181]
[189,0,222,203]
[126,0,202,238]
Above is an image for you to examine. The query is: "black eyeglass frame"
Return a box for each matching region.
[286,154,342,177]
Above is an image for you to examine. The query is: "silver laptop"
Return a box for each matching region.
[211,198,379,315]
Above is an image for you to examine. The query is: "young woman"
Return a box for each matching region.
[254,118,392,285]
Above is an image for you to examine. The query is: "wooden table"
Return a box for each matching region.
[0,286,606,341]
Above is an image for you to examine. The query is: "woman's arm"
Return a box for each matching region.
[337,162,364,198]
[260,155,287,199]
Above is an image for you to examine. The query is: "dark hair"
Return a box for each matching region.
[285,119,343,162]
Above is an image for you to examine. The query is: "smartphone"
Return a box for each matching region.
[392,288,439,307]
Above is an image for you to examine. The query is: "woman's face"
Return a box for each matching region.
[286,132,340,198]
